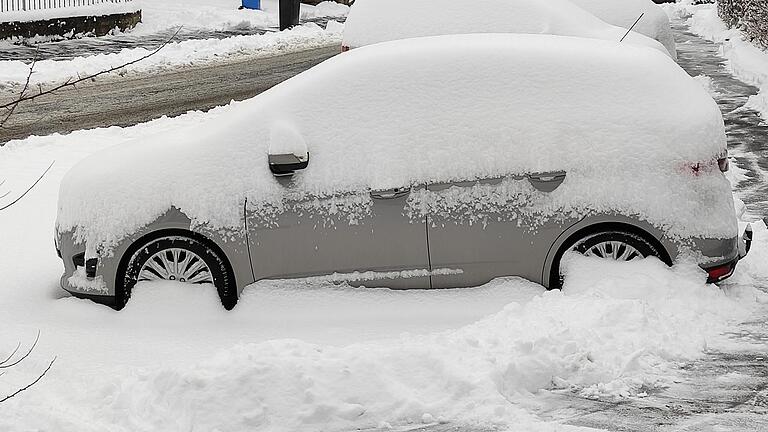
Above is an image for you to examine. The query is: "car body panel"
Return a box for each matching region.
[246,188,430,288]
[58,207,254,299]
[426,177,581,288]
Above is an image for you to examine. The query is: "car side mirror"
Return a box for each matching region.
[268,121,309,177]
[269,152,309,176]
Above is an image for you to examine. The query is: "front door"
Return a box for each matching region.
[246,185,430,288]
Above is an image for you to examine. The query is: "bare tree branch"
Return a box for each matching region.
[0,48,38,129]
[0,26,183,112]
[0,160,55,212]
[0,342,21,367]
[0,356,56,404]
[0,330,40,369]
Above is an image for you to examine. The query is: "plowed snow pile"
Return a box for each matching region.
[1,254,763,431]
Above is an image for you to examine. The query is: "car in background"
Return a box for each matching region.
[56,34,747,310]
[570,0,677,60]
[340,0,674,58]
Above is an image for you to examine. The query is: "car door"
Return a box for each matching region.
[246,184,430,288]
[423,173,574,288]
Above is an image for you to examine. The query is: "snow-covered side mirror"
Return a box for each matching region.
[268,122,309,177]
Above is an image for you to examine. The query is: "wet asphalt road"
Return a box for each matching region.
[0,16,341,61]
[0,44,340,144]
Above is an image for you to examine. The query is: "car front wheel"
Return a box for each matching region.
[118,234,237,310]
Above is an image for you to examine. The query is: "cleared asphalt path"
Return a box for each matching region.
[0,44,340,144]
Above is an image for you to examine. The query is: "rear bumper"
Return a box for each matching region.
[700,223,752,284]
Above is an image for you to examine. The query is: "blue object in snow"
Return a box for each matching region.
[242,0,261,10]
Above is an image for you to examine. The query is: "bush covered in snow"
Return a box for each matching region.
[718,0,768,50]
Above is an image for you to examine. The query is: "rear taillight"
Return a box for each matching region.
[717,156,729,172]
[687,151,729,175]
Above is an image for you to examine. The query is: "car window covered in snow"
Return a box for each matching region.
[342,0,671,57]
[57,34,733,252]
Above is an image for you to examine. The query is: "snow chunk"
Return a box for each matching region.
[57,33,734,252]
[343,0,671,58]
[570,0,677,60]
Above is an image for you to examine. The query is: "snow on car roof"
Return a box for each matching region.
[570,0,676,60]
[57,33,732,251]
[342,0,671,57]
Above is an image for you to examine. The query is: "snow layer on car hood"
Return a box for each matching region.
[342,0,672,58]
[57,33,734,251]
[570,0,677,60]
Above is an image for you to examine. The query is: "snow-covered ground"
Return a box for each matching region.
[663,1,768,121]
[0,0,348,86]
[1,95,767,431]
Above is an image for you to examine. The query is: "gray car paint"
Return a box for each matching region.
[57,177,740,304]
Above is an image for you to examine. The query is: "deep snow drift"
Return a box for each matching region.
[342,0,670,57]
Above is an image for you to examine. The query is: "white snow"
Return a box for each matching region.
[342,0,671,58]
[0,21,344,87]
[1,70,766,431]
[54,33,734,255]
[0,1,140,24]
[570,0,677,60]
[665,1,768,122]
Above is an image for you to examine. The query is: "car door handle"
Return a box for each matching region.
[371,187,410,200]
[527,171,566,193]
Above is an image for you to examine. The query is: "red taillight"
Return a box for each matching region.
[705,261,735,283]
[718,157,729,172]
[341,45,350,52]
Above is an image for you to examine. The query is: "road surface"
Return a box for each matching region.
[0,44,340,144]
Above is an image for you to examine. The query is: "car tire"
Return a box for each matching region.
[552,230,666,289]
[117,235,237,310]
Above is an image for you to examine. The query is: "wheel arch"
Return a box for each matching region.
[542,217,674,289]
[114,228,238,300]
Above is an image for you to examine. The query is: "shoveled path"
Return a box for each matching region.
[0,44,340,144]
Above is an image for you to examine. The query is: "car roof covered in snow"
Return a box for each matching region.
[58,33,730,250]
[570,0,676,59]
[342,0,672,57]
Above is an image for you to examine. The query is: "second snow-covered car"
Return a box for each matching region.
[341,0,675,58]
[56,34,747,310]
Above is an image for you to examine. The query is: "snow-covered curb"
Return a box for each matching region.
[664,1,768,121]
[0,21,343,87]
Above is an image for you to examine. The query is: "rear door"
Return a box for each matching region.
[423,173,572,288]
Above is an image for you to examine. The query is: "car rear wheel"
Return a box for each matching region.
[554,230,666,288]
[118,235,237,310]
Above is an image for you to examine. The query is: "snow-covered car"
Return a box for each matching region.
[341,0,675,59]
[570,0,677,60]
[56,34,748,310]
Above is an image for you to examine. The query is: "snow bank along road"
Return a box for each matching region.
[0,44,339,143]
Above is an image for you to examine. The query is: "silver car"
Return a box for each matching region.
[55,34,751,310]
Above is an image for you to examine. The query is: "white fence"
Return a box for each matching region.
[1,0,134,13]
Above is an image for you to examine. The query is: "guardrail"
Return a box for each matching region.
[1,0,134,13]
